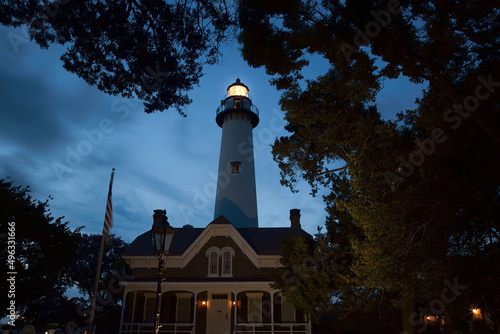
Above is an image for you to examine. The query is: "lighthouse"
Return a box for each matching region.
[214,79,259,228]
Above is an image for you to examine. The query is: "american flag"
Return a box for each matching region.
[103,169,115,234]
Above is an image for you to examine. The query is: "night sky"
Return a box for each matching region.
[0,25,425,242]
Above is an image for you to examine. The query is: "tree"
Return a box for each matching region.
[71,233,128,299]
[239,0,500,141]
[69,233,129,326]
[1,0,239,114]
[237,0,500,332]
[0,179,82,328]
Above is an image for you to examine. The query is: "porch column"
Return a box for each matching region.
[192,292,198,334]
[131,290,137,326]
[233,292,238,334]
[119,287,128,334]
[270,292,274,334]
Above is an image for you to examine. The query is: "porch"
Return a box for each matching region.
[119,284,311,334]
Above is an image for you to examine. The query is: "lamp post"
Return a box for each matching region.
[152,215,175,334]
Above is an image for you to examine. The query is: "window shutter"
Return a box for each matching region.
[144,297,156,322]
[167,296,177,323]
[160,294,169,322]
[262,294,271,323]
[136,295,145,323]
[296,309,305,323]
[176,297,191,322]
[281,298,295,322]
[125,293,135,322]
[247,294,263,323]
[190,296,195,322]
[274,294,282,323]
[239,295,248,323]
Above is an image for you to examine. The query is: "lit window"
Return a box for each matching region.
[231,161,241,174]
[222,251,232,276]
[281,297,295,322]
[176,293,192,323]
[234,98,241,109]
[247,293,263,323]
[209,251,218,276]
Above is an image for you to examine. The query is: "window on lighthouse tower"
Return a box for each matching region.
[230,161,241,174]
[234,98,241,109]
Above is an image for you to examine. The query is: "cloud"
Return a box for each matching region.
[0,26,329,244]
[0,60,68,154]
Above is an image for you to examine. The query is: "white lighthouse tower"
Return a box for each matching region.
[214,79,259,228]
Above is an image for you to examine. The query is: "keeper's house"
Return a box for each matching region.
[118,79,312,334]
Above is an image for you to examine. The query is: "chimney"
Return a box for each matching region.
[290,209,301,229]
[153,209,166,226]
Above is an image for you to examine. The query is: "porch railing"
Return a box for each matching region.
[121,322,194,334]
[234,323,311,334]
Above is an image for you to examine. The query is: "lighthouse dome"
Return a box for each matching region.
[216,78,259,128]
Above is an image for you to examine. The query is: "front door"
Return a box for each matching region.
[209,294,230,334]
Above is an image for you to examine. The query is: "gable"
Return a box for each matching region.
[123,216,312,270]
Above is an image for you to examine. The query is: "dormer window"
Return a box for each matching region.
[206,246,234,277]
[221,247,235,277]
[222,251,232,275]
[206,247,221,277]
[209,251,218,276]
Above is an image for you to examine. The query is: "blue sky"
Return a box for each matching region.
[0,25,425,243]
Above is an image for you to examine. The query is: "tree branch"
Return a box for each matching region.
[314,165,349,177]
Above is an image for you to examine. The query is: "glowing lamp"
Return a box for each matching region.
[227,79,249,98]
[472,308,482,320]
[152,216,175,256]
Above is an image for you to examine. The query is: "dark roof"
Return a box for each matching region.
[122,227,204,257]
[236,227,310,255]
[122,216,312,257]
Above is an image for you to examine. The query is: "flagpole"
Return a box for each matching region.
[88,168,115,334]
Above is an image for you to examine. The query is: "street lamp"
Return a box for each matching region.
[152,214,175,334]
